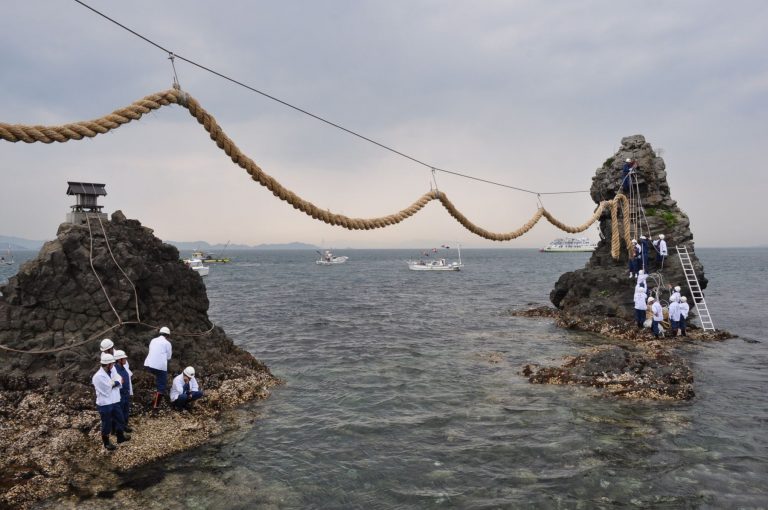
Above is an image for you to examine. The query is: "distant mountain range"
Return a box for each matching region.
[0,235,319,252]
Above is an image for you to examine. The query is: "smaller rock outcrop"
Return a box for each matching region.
[522,343,694,400]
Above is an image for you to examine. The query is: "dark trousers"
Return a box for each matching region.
[656,254,666,270]
[635,308,646,328]
[652,320,661,338]
[98,403,125,435]
[172,391,204,409]
[120,395,131,425]
[679,317,687,336]
[148,368,168,393]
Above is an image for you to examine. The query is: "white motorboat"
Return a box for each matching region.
[540,237,597,253]
[184,258,210,276]
[316,250,348,265]
[408,245,463,271]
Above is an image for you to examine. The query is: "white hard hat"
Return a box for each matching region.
[113,349,127,360]
[625,158,632,163]
[671,295,678,302]
[674,286,681,292]
[100,339,114,352]
[183,366,195,378]
[681,296,688,302]
[160,326,171,335]
[640,235,647,240]
[647,297,655,302]
[638,269,645,275]
[100,352,116,365]
[631,239,637,244]
[659,234,665,239]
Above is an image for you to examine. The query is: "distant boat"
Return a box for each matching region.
[408,245,463,271]
[316,250,348,265]
[0,245,13,265]
[192,246,231,263]
[184,258,210,276]
[540,237,597,253]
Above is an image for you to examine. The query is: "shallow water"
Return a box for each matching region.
[20,247,768,508]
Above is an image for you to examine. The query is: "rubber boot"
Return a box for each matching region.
[102,434,116,451]
[116,430,131,444]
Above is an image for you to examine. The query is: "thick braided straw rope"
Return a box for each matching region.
[0,88,631,257]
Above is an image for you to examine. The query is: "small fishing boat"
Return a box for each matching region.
[0,245,14,266]
[316,250,348,265]
[408,245,463,271]
[540,237,597,253]
[192,248,231,263]
[184,258,210,276]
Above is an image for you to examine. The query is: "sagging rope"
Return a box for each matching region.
[0,88,632,252]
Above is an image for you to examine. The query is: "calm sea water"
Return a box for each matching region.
[6,247,765,509]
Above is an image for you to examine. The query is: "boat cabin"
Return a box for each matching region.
[66,181,108,225]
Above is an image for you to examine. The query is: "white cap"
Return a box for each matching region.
[671,295,678,302]
[640,235,647,240]
[681,296,687,302]
[100,352,116,365]
[625,158,632,162]
[674,286,681,292]
[100,339,114,352]
[631,239,637,244]
[113,349,127,360]
[638,269,645,275]
[183,366,195,378]
[159,326,171,335]
[647,297,655,302]
[659,234,665,239]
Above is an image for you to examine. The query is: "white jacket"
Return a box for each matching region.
[680,302,690,319]
[634,292,647,310]
[92,367,122,406]
[652,301,664,321]
[637,273,648,286]
[657,239,668,256]
[144,335,172,371]
[670,291,681,303]
[669,301,681,321]
[170,373,200,402]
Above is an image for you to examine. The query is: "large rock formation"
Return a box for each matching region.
[0,212,278,508]
[0,210,271,401]
[550,135,707,320]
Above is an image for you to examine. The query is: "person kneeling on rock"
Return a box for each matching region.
[170,366,204,410]
[92,353,131,450]
[113,350,133,433]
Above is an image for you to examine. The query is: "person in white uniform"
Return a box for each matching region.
[92,353,130,450]
[668,296,681,336]
[170,366,205,410]
[633,286,648,329]
[653,234,668,270]
[649,297,664,338]
[679,297,690,337]
[143,326,172,413]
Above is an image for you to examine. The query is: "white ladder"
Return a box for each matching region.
[676,245,715,331]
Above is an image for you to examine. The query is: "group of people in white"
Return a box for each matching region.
[633,279,690,339]
[91,326,204,451]
[628,234,668,279]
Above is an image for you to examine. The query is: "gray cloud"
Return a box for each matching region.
[1,0,766,247]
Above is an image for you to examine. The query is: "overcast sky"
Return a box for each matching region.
[1,1,766,248]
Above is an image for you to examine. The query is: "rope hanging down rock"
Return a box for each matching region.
[0,88,632,255]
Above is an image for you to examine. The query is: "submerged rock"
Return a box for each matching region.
[522,343,694,400]
[0,211,278,508]
[550,135,707,321]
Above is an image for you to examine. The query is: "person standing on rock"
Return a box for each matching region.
[92,353,130,450]
[653,234,668,270]
[113,350,133,433]
[639,235,650,272]
[628,239,643,279]
[144,326,172,414]
[170,366,205,410]
[621,158,635,193]
[649,297,663,338]
[633,286,648,329]
[679,297,690,337]
[668,296,681,336]
[670,285,681,304]
[637,269,648,288]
